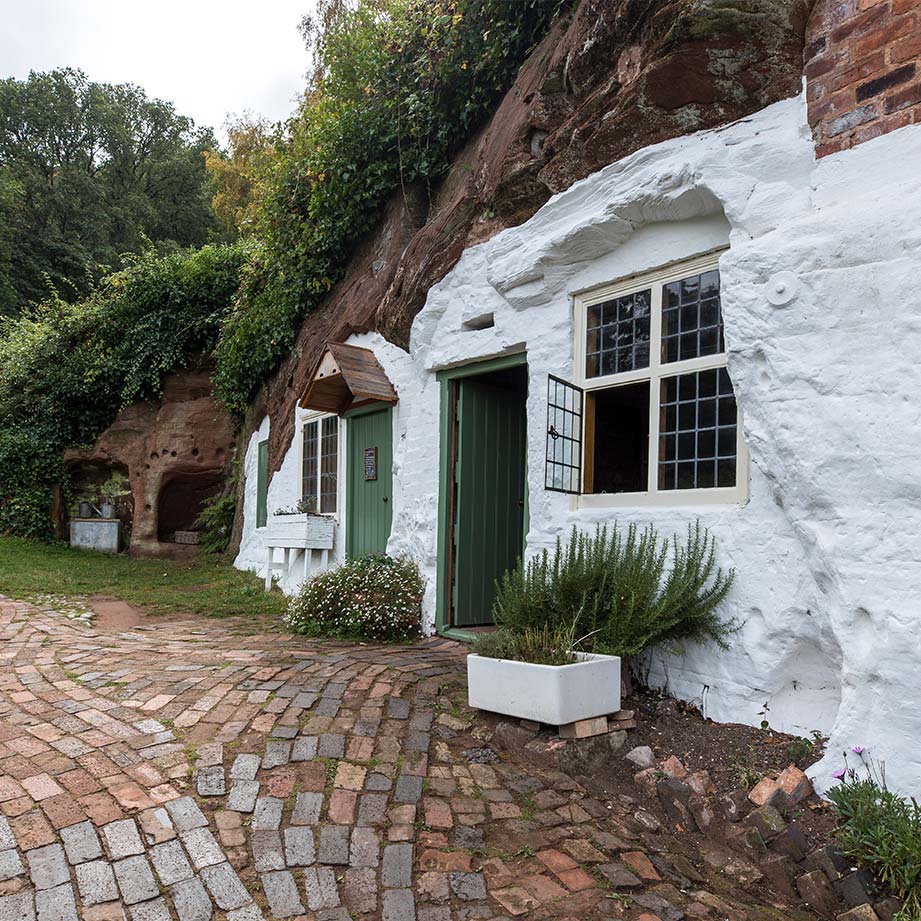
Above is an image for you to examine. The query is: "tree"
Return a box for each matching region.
[203,115,277,237]
[0,68,222,314]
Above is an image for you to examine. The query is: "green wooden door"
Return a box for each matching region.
[452,378,527,627]
[346,408,393,558]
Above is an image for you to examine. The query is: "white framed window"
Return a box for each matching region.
[547,251,748,506]
[300,412,340,514]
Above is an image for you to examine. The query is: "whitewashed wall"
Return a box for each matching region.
[237,92,921,794]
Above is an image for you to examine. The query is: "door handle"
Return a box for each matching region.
[383,496,388,503]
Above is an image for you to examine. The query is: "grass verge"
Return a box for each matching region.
[0,537,288,620]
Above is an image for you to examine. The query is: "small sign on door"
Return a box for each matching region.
[364,447,377,481]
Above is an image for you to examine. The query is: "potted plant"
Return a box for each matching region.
[467,624,621,725]
[99,471,131,518]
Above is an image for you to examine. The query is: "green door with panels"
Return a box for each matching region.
[452,377,527,627]
[346,407,393,558]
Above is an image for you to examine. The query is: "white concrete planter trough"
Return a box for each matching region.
[466,651,621,726]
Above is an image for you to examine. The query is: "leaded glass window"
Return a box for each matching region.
[585,289,651,378]
[570,253,746,504]
[658,368,737,490]
[661,269,723,363]
[545,375,583,494]
[302,415,339,514]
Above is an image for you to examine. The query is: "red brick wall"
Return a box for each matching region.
[806,0,921,156]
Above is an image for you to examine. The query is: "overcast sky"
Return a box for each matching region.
[0,0,315,142]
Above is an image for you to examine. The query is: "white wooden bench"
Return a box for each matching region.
[262,514,336,590]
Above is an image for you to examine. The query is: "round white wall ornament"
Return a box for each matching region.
[766,271,799,306]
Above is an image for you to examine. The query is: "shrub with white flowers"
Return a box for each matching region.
[284,554,423,642]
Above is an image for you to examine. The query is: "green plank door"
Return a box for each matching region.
[452,378,527,627]
[256,440,268,528]
[346,408,393,558]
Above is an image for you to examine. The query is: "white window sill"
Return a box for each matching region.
[577,486,748,509]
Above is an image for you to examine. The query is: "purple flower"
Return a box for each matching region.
[832,768,847,780]
[852,746,865,755]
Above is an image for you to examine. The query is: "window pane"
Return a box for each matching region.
[662,269,724,363]
[585,289,651,378]
[320,416,339,514]
[658,367,737,490]
[302,421,319,512]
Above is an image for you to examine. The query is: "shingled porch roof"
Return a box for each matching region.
[299,342,398,415]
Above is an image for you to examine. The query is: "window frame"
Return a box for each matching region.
[297,410,342,518]
[572,250,749,508]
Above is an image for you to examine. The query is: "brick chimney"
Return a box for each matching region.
[806,0,921,156]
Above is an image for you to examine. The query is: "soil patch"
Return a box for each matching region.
[88,594,195,630]
[607,689,836,847]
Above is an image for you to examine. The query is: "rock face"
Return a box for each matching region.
[255,0,814,483]
[66,370,235,556]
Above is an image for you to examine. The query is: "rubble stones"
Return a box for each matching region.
[625,746,655,770]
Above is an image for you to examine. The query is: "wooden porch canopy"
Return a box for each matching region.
[299,342,398,414]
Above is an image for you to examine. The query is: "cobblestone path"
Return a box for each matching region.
[0,596,814,921]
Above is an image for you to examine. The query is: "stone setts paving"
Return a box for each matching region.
[0,596,824,921]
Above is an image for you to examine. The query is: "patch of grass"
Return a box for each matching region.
[0,537,288,620]
[515,793,537,820]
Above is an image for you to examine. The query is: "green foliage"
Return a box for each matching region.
[0,68,223,315]
[0,428,63,541]
[0,244,245,538]
[194,493,237,555]
[100,472,131,502]
[472,622,582,666]
[213,0,568,414]
[786,730,824,767]
[285,554,424,641]
[829,756,921,920]
[493,522,737,659]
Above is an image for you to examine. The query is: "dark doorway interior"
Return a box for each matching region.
[157,470,224,542]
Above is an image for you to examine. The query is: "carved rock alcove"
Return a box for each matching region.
[64,370,234,557]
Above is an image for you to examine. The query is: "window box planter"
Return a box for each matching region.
[466,651,621,725]
[262,514,337,591]
[265,513,336,545]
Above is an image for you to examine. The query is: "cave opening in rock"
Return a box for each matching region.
[156,469,224,543]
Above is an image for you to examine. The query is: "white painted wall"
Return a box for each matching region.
[237,92,921,795]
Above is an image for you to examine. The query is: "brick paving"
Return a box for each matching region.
[0,595,819,921]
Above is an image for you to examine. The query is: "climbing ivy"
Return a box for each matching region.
[0,244,246,538]
[213,0,569,415]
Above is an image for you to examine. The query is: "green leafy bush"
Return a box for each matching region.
[194,493,236,555]
[828,753,920,920]
[285,554,423,641]
[493,522,737,659]
[472,622,582,666]
[213,0,569,414]
[0,428,63,541]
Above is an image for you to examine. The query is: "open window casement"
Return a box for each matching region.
[544,375,583,494]
[545,251,748,506]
